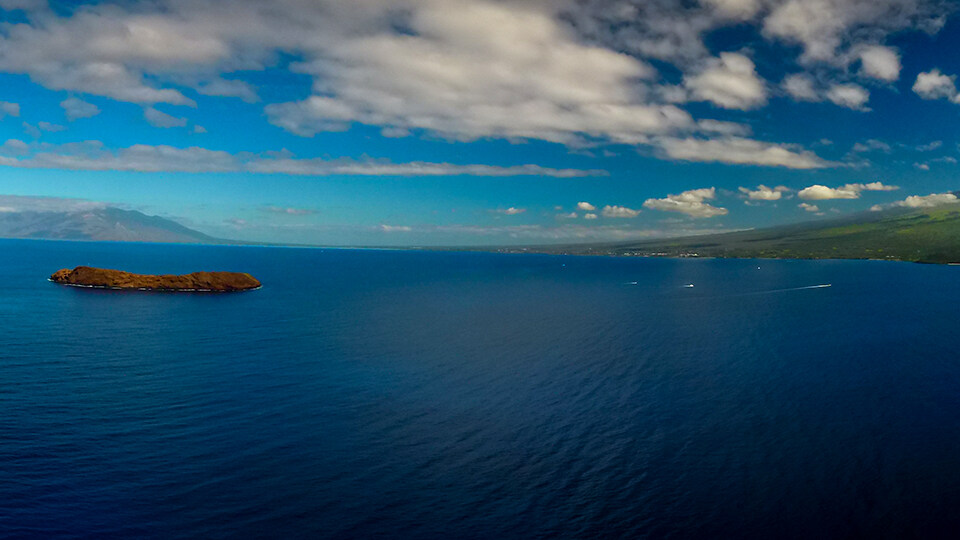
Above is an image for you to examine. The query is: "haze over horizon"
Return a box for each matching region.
[1,0,960,246]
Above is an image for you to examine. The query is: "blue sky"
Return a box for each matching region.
[1,0,960,245]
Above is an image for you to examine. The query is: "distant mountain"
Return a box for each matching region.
[0,206,224,244]
[521,200,960,264]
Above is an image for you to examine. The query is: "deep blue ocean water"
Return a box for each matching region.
[2,239,960,538]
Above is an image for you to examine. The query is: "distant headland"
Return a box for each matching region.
[50,266,261,292]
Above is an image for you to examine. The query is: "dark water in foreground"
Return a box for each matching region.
[2,239,960,538]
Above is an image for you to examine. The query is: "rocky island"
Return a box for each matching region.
[50,266,261,292]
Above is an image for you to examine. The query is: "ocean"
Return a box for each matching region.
[2,238,960,538]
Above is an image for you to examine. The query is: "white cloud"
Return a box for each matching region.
[263,206,316,216]
[380,224,412,232]
[782,76,871,109]
[557,212,578,219]
[21,122,40,138]
[37,121,64,133]
[914,162,930,171]
[60,97,100,121]
[916,140,942,151]
[262,1,695,145]
[703,0,763,19]
[685,52,767,110]
[583,213,598,220]
[250,160,605,178]
[144,107,187,128]
[494,207,526,215]
[798,202,820,212]
[656,136,834,169]
[858,45,901,81]
[895,193,959,208]
[0,0,46,11]
[194,78,258,102]
[782,73,819,101]
[799,185,857,200]
[696,119,752,136]
[643,187,728,218]
[762,0,944,64]
[913,69,959,101]
[363,222,730,244]
[0,101,20,118]
[0,0,947,162]
[601,205,641,218]
[826,83,870,110]
[0,140,607,178]
[0,194,107,213]
[851,139,891,153]
[0,139,29,155]
[861,181,898,191]
[577,201,596,211]
[798,181,898,200]
[739,184,791,200]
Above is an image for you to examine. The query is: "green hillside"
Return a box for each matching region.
[536,203,960,264]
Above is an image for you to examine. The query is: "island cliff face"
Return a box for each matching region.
[50,266,261,292]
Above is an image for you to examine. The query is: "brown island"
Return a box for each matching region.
[50,266,261,292]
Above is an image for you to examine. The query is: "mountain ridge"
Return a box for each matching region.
[0,207,227,244]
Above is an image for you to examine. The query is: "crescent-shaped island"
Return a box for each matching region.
[50,266,261,292]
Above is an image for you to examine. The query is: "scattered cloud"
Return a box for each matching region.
[894,192,959,208]
[21,122,40,138]
[656,136,834,169]
[702,0,763,20]
[364,222,730,243]
[0,101,20,118]
[643,187,728,218]
[739,184,791,201]
[263,206,316,216]
[781,73,819,101]
[37,121,65,132]
[914,162,930,170]
[380,224,412,232]
[0,194,108,213]
[557,212,578,219]
[798,182,898,200]
[798,202,820,212]
[583,213,598,220]
[913,69,960,101]
[761,0,945,65]
[60,97,100,121]
[685,52,768,110]
[601,205,641,218]
[493,207,526,215]
[696,119,752,136]
[0,0,945,179]
[851,139,891,153]
[144,107,188,128]
[781,77,871,110]
[826,83,870,110]
[916,140,943,151]
[858,45,901,81]
[577,202,596,211]
[0,140,607,178]
[195,78,258,102]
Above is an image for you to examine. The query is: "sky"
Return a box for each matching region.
[1,0,960,246]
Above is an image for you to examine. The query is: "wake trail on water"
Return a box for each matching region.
[705,283,833,298]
